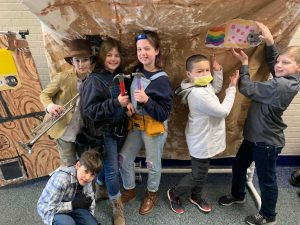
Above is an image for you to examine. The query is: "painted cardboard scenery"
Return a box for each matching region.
[0,34,59,187]
[21,0,300,160]
[205,19,261,49]
[0,49,21,91]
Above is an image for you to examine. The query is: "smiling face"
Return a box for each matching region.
[75,162,95,186]
[186,60,211,79]
[136,39,159,71]
[71,57,92,74]
[274,54,300,77]
[104,47,121,73]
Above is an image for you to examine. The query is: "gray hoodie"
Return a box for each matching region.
[239,61,300,147]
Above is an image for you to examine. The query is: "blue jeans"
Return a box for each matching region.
[119,126,167,192]
[97,132,124,200]
[231,140,282,219]
[52,208,99,225]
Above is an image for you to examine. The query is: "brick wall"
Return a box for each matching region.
[289,27,300,46]
[1,1,300,154]
[283,22,300,155]
[1,0,300,88]
[0,0,50,87]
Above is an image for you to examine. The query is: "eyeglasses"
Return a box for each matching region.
[135,33,148,41]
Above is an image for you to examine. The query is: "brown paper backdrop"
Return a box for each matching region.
[22,0,300,159]
[0,34,60,186]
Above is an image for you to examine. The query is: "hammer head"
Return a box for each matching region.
[132,72,146,78]
[113,73,131,82]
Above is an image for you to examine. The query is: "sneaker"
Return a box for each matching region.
[289,169,300,187]
[245,213,277,225]
[189,195,212,213]
[167,188,185,214]
[218,194,245,206]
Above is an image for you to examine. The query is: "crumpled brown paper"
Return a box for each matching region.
[22,0,300,159]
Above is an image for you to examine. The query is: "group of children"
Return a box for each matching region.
[37,21,300,225]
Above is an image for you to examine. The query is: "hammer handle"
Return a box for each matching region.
[119,82,126,96]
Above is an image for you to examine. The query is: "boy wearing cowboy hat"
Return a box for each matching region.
[40,39,96,166]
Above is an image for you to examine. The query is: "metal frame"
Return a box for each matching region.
[134,161,261,209]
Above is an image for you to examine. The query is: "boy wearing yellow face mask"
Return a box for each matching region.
[167,54,239,214]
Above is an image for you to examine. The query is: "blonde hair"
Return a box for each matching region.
[281,46,300,64]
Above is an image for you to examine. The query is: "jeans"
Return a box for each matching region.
[119,127,168,192]
[56,139,77,166]
[173,157,210,199]
[52,208,99,225]
[231,140,282,219]
[97,131,124,200]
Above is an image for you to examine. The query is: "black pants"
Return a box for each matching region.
[173,156,210,199]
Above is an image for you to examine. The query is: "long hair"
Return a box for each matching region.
[136,30,163,69]
[97,37,124,73]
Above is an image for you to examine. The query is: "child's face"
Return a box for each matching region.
[136,39,159,69]
[275,54,300,77]
[71,57,92,74]
[186,60,211,79]
[104,47,121,73]
[75,162,95,186]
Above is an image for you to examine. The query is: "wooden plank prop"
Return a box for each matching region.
[22,0,300,160]
[0,34,59,187]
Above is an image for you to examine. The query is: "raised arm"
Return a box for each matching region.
[211,54,223,93]
[256,21,279,76]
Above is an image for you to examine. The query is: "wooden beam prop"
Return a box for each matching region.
[0,34,59,187]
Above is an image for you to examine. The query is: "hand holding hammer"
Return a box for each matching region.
[113,73,131,110]
[132,72,148,110]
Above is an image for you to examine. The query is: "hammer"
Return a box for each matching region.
[132,72,146,109]
[113,73,131,96]
[113,73,131,112]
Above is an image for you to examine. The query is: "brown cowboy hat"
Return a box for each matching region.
[64,39,97,65]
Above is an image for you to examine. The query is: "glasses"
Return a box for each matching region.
[135,33,148,41]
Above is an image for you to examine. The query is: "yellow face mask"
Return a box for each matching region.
[193,74,213,86]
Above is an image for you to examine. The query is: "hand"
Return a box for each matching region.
[255,21,274,46]
[134,89,149,104]
[126,103,135,117]
[229,70,240,87]
[118,94,129,107]
[211,54,222,71]
[49,104,64,117]
[71,196,92,210]
[231,48,248,65]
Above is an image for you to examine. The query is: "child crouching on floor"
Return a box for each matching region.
[37,150,102,225]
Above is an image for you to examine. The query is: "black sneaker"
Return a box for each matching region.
[189,195,212,213]
[245,213,277,225]
[218,194,245,206]
[167,188,185,214]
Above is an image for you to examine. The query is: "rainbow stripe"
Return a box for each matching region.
[205,26,226,46]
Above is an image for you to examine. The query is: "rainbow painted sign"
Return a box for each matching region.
[205,19,261,49]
